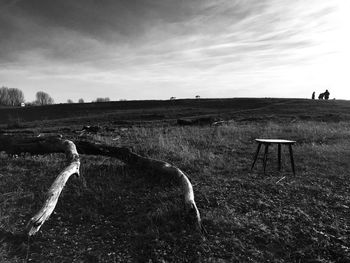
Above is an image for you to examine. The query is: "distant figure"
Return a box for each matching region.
[318,93,324,100]
[324,89,330,100]
[312,92,315,100]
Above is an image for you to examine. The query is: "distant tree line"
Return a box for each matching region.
[0,87,120,106]
[95,97,110,103]
[0,87,24,106]
[0,87,55,106]
[70,98,111,103]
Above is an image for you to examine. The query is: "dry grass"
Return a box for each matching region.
[0,120,350,262]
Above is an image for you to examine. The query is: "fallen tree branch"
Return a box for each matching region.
[27,139,80,236]
[0,135,201,235]
[0,135,81,236]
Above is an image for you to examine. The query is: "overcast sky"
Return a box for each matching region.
[0,0,349,102]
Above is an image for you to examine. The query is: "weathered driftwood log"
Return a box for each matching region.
[0,135,201,236]
[28,139,80,236]
[0,135,80,236]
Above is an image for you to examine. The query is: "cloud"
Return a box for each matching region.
[1,0,334,65]
[0,0,345,101]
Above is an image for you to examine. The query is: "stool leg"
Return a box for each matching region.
[263,144,269,174]
[251,143,262,170]
[288,144,295,175]
[278,143,281,171]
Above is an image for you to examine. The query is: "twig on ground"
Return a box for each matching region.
[276,176,286,184]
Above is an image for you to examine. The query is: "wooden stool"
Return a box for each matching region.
[251,139,296,175]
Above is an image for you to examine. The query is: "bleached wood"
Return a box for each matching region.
[26,140,80,236]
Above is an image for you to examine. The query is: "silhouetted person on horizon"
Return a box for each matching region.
[324,89,330,100]
[318,93,324,99]
[312,92,315,99]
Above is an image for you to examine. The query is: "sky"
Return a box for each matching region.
[0,0,349,103]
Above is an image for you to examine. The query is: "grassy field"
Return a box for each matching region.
[0,98,349,262]
[2,98,350,128]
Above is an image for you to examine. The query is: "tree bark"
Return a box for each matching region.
[0,135,201,235]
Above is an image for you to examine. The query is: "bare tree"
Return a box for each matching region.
[0,87,25,106]
[0,87,9,105]
[78,98,84,103]
[95,97,110,103]
[8,88,23,106]
[35,91,54,105]
[15,88,25,105]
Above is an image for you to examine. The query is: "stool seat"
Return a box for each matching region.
[255,139,296,144]
[251,138,296,175]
